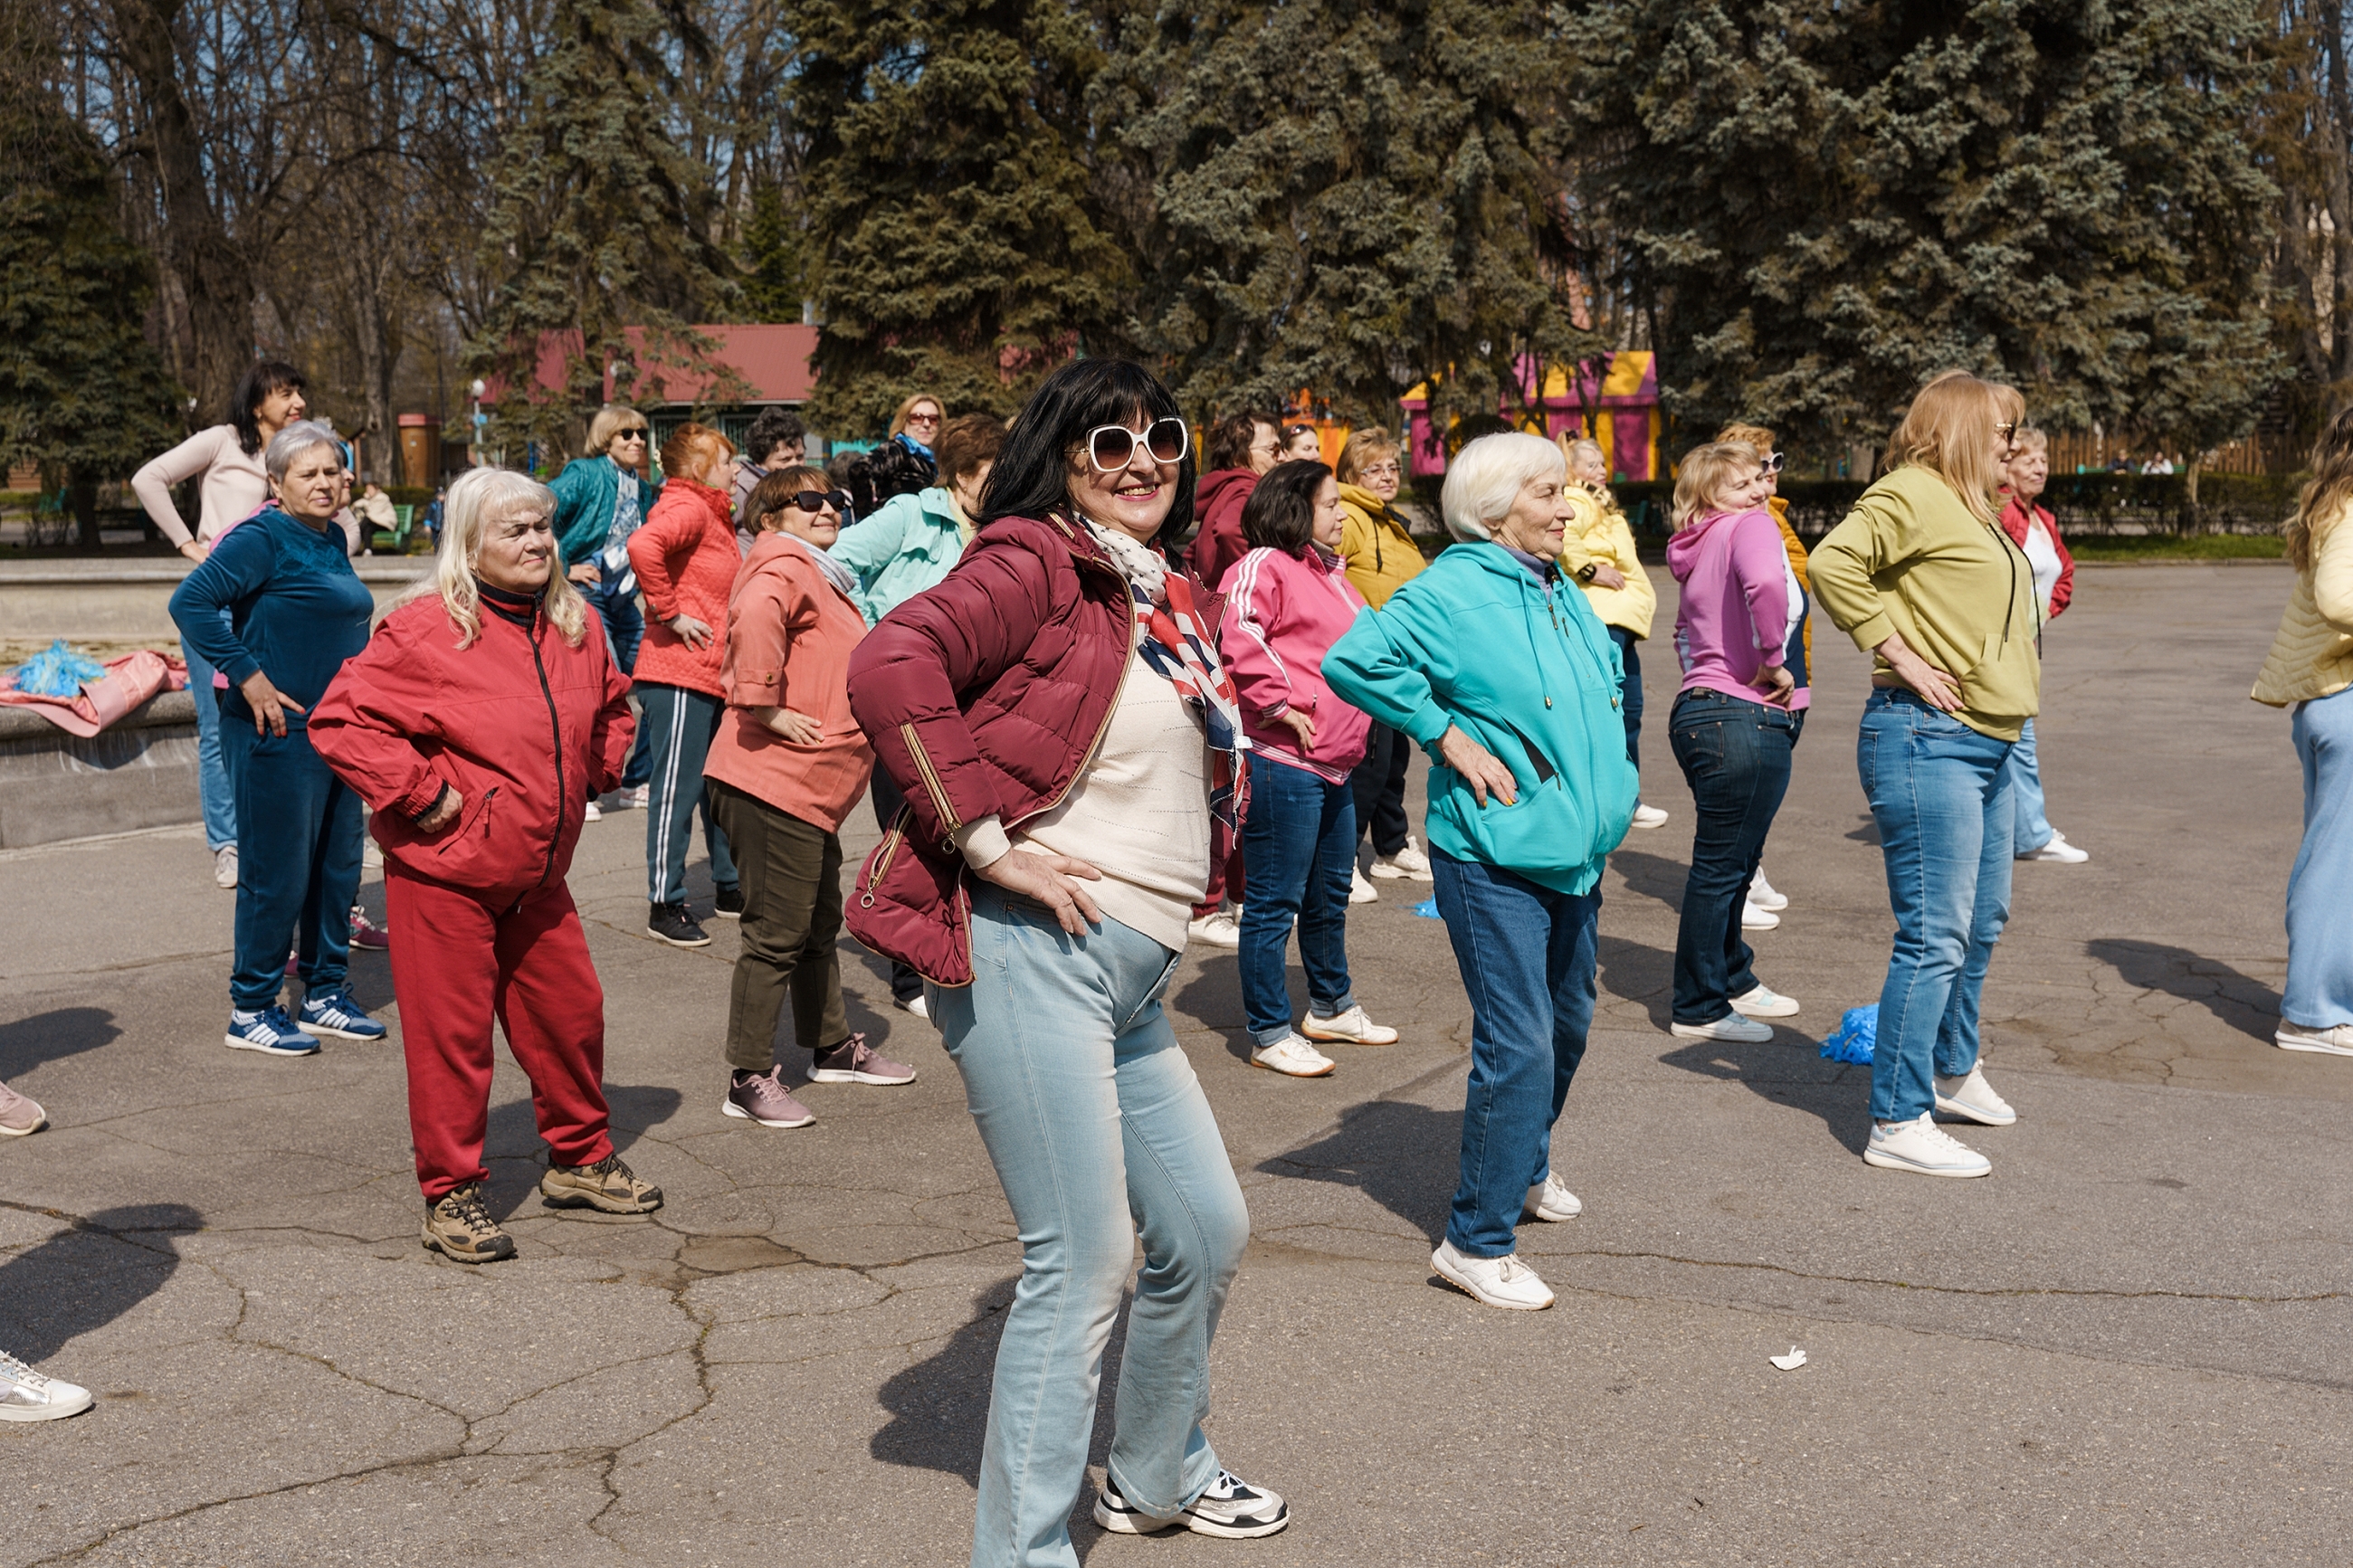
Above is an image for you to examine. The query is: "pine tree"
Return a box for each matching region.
[1562,0,2282,464]
[464,0,740,465]
[785,0,1130,431]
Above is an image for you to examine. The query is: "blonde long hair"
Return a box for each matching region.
[1672,441,1762,528]
[389,467,589,648]
[1886,371,2024,527]
[2291,404,2353,573]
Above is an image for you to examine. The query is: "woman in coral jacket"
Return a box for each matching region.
[309,466,660,1267]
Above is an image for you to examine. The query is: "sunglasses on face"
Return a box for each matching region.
[780,489,850,516]
[1758,451,1785,474]
[1996,422,2019,444]
[1085,416,1189,472]
[1282,423,1316,440]
[613,428,648,442]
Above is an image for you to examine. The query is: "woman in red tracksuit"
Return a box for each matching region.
[310,465,660,1265]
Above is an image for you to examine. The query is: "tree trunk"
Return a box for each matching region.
[71,478,100,550]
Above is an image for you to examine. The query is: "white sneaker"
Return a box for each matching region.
[1669,1012,1774,1043]
[1431,1240,1555,1310]
[2277,1022,2353,1056]
[1186,909,1243,950]
[1349,867,1378,904]
[897,993,930,1022]
[1748,869,1787,910]
[1371,842,1434,880]
[1300,1004,1397,1045]
[213,843,239,889]
[1095,1469,1290,1539]
[583,798,603,822]
[1729,984,1800,1018]
[2020,831,2089,863]
[0,1348,91,1421]
[1741,901,1780,930]
[1251,1033,1337,1078]
[1523,1172,1582,1221]
[599,785,650,813]
[1864,1113,1992,1178]
[1630,802,1670,830]
[1934,1061,2016,1126]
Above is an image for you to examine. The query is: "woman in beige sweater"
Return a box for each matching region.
[2253,408,2353,1056]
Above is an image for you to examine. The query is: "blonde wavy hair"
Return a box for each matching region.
[1887,371,2024,527]
[2291,404,2353,573]
[1672,441,1763,528]
[390,467,589,649]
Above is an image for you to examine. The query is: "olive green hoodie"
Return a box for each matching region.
[1809,465,2041,742]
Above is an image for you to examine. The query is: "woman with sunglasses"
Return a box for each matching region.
[551,406,662,809]
[1810,372,2038,1180]
[848,359,1287,1561]
[1277,421,1322,463]
[706,468,916,1130]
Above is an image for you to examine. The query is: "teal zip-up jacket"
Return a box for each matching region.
[549,454,662,570]
[827,487,966,626]
[1325,542,1637,895]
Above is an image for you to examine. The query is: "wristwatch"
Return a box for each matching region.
[1576,562,1600,584]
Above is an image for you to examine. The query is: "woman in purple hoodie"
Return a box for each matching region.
[1664,441,1809,1043]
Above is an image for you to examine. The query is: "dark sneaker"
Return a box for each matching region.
[300,988,387,1041]
[539,1153,662,1213]
[225,1006,322,1058]
[711,883,745,918]
[1094,1469,1290,1539]
[646,902,711,948]
[724,1066,815,1127]
[809,1032,916,1086]
[422,1183,516,1264]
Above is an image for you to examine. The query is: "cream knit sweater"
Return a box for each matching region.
[2253,503,2353,707]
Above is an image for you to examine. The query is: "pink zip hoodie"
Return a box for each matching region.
[1667,508,1810,710]
[1216,544,1374,784]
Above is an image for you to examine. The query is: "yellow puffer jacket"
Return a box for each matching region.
[1337,483,1426,608]
[1768,494,1814,663]
[1558,486,1656,639]
[2253,503,2353,706]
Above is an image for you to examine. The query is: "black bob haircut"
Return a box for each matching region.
[1240,459,1331,556]
[230,360,309,455]
[982,359,1197,549]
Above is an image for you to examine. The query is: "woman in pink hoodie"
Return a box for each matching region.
[1664,441,1808,1043]
[1218,461,1399,1077]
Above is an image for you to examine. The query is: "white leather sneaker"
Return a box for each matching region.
[1186,909,1243,950]
[0,1349,91,1421]
[1730,984,1800,1018]
[1349,867,1378,904]
[1300,1004,1398,1045]
[1669,1012,1775,1043]
[1251,1034,1337,1078]
[1370,839,1434,880]
[1864,1113,1992,1178]
[2020,832,2090,863]
[2277,1022,2353,1056]
[1431,1240,1555,1309]
[1742,901,1781,930]
[1933,1061,2017,1126]
[1523,1173,1583,1221]
[1630,803,1670,829]
[1748,869,1788,910]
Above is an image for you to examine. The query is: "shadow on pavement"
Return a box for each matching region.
[1596,932,1672,1027]
[480,1082,683,1216]
[0,1202,202,1364]
[0,1006,121,1081]
[1656,1035,1869,1156]
[1605,847,1686,914]
[1257,1098,1458,1241]
[2086,939,2282,1043]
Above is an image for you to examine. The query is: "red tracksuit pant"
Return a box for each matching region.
[386,869,614,1202]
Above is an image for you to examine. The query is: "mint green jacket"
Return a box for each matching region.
[828,488,965,626]
[1325,542,1637,895]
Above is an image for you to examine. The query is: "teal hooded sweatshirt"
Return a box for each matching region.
[1325,542,1637,896]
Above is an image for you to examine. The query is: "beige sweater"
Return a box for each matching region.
[132,424,363,555]
[2253,504,2353,706]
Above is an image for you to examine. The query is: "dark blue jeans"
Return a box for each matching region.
[1609,626,1643,773]
[1668,688,1801,1022]
[1429,848,1600,1258]
[221,721,363,1012]
[1238,755,1358,1048]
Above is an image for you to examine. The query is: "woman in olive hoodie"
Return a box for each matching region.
[1810,372,2037,1183]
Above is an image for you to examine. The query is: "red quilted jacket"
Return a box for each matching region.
[846,512,1138,985]
[626,476,736,697]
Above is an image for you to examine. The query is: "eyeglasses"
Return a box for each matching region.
[1085,416,1190,472]
[1996,422,2018,445]
[785,489,851,516]
[1357,461,1403,480]
[905,411,940,427]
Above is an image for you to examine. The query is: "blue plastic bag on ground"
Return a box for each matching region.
[10,639,106,698]
[1413,898,1442,919]
[1819,1004,1878,1064]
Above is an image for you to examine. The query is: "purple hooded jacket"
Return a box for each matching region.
[1666,508,1811,711]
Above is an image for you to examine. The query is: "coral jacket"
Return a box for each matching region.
[705,533,874,832]
[626,476,738,697]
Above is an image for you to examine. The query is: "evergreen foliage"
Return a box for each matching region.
[786,0,1128,430]
[1562,0,2282,461]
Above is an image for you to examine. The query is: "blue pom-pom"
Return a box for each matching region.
[11,639,106,698]
[1412,898,1442,919]
[1819,1004,1878,1064]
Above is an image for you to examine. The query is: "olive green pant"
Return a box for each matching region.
[708,780,851,1072]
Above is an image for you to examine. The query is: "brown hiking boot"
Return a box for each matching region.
[538,1153,662,1214]
[422,1183,517,1264]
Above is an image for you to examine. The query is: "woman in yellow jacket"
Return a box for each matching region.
[1335,427,1434,890]
[2253,406,2353,1057]
[1559,438,1666,829]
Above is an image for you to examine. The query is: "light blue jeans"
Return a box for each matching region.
[930,884,1251,1568]
[2287,688,2353,1028]
[182,636,236,851]
[1857,690,2015,1123]
[2004,717,2054,854]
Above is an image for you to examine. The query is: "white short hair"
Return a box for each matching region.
[1441,432,1565,542]
[264,420,343,482]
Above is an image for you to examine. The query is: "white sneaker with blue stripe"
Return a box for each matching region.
[300,990,387,1041]
[225,1007,322,1058]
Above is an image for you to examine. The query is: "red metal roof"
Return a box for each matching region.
[493,324,817,407]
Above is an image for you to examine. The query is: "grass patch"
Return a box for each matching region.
[2069,533,2284,561]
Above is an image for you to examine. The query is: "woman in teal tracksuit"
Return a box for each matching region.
[1326,432,1636,1315]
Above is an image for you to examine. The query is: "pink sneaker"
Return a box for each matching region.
[0,1079,47,1136]
[809,1033,917,1086]
[349,907,391,951]
[722,1066,815,1128]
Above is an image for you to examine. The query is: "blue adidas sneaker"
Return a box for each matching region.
[225,1006,322,1058]
[299,990,387,1042]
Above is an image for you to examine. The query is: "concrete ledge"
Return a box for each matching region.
[0,556,431,642]
[0,689,205,848]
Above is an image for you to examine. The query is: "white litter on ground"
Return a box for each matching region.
[1769,1347,1807,1371]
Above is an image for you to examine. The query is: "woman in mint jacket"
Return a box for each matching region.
[1325,432,1636,1315]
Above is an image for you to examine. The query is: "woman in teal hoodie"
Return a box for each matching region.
[1326,432,1637,1314]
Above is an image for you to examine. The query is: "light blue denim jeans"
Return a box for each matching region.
[930,883,1251,1568]
[2004,717,2054,855]
[2286,687,2353,1028]
[1857,690,2015,1123]
[181,635,237,851]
